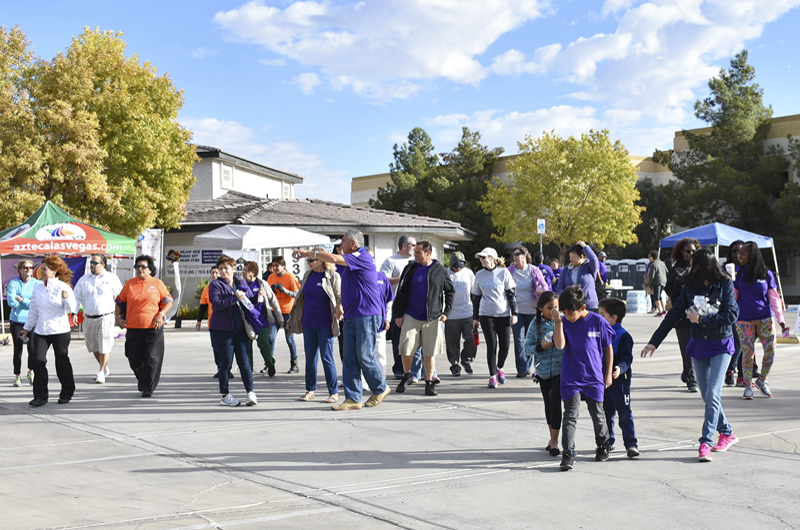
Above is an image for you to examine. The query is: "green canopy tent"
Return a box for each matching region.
[1,201,136,338]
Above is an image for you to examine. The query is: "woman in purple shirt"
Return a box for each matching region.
[289,249,342,403]
[734,242,785,399]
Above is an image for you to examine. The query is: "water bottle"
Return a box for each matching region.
[472,327,481,346]
[544,330,554,343]
[19,331,29,343]
[238,291,255,312]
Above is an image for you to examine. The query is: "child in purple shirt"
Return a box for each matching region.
[553,285,614,471]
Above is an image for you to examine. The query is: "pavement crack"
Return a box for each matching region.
[771,433,799,454]
[179,479,238,512]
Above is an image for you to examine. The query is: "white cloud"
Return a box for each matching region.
[214,0,549,100]
[181,117,350,203]
[191,47,219,59]
[292,72,321,95]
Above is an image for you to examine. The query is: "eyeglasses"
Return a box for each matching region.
[90,261,102,265]
[135,265,149,270]
[21,266,33,270]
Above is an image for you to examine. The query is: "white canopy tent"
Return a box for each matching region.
[193,225,331,250]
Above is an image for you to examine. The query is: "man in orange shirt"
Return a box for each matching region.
[267,257,301,373]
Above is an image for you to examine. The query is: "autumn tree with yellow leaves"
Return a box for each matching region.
[481,130,643,261]
[0,26,197,237]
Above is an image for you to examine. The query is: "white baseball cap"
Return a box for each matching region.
[475,247,499,259]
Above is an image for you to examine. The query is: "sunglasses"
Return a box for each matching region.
[307,258,318,263]
[513,252,524,257]
[21,266,33,271]
[135,265,149,270]
[90,261,103,265]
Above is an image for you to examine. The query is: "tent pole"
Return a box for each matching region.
[772,247,786,310]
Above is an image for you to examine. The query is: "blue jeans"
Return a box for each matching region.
[512,313,536,375]
[210,328,254,395]
[692,353,734,445]
[604,375,638,449]
[270,312,297,361]
[303,327,338,395]
[343,315,386,402]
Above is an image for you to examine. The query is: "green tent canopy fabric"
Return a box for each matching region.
[0,201,136,256]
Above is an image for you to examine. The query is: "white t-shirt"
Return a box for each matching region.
[511,265,537,315]
[471,267,516,317]
[73,270,123,316]
[448,268,475,320]
[380,252,414,293]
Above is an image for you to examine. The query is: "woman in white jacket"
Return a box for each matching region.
[20,256,77,407]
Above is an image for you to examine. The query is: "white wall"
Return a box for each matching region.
[189,159,293,201]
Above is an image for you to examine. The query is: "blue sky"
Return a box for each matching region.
[5,1,800,204]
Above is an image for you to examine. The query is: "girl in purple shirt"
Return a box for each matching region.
[733,242,785,399]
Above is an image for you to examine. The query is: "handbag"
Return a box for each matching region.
[237,302,259,340]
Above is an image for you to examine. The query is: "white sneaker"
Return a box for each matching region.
[96,371,105,384]
[220,393,240,407]
[104,366,111,377]
[246,391,258,406]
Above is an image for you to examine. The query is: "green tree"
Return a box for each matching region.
[482,130,643,261]
[0,26,197,237]
[610,179,675,259]
[655,51,793,250]
[372,127,504,259]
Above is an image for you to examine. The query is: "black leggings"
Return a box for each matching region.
[32,332,74,401]
[480,316,511,376]
[10,321,34,375]
[539,375,562,430]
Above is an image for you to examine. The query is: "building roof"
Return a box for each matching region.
[181,192,474,240]
[195,145,305,184]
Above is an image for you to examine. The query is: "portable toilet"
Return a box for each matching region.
[617,259,635,286]
[632,258,650,289]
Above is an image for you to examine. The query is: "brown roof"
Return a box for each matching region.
[181,192,474,240]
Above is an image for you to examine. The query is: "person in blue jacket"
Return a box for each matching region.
[642,249,739,463]
[599,297,639,458]
[556,241,600,311]
[8,259,42,387]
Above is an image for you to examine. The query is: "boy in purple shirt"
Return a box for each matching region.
[553,285,614,471]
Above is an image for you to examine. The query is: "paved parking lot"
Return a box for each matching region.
[2,312,800,529]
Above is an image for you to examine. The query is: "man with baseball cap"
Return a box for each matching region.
[445,251,476,375]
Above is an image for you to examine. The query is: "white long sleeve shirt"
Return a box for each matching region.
[73,270,123,316]
[24,278,77,335]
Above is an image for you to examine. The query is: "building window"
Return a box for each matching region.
[283,183,291,199]
[221,164,233,190]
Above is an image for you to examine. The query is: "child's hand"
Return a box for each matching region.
[604,373,613,389]
[613,366,621,379]
[552,309,562,323]
[686,306,700,323]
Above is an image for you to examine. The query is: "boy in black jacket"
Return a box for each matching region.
[598,298,639,458]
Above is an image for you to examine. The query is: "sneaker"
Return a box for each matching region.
[268,365,276,378]
[488,376,498,388]
[724,369,734,387]
[287,361,299,374]
[13,376,22,387]
[462,361,473,374]
[687,384,699,393]
[698,442,713,462]
[331,398,362,411]
[259,367,268,374]
[595,443,610,462]
[246,391,258,406]
[425,380,438,396]
[743,386,754,400]
[450,364,461,376]
[735,377,745,387]
[497,369,506,384]
[396,373,413,393]
[626,446,641,458]
[365,387,391,407]
[27,372,34,385]
[755,379,772,398]
[712,432,738,452]
[95,371,105,384]
[104,366,111,377]
[220,393,241,407]
[560,452,574,471]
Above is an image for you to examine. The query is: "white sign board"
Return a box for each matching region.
[163,247,259,278]
[537,218,546,234]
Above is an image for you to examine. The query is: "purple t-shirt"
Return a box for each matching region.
[339,247,384,319]
[734,268,777,321]
[687,336,735,359]
[301,271,331,329]
[376,271,395,323]
[406,263,432,321]
[560,311,615,403]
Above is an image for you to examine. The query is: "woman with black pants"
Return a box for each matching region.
[664,238,701,392]
[20,256,77,407]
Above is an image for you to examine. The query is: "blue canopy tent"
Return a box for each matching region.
[659,222,784,307]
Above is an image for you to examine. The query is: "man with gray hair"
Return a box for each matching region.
[292,230,390,410]
[73,254,123,383]
[381,234,417,379]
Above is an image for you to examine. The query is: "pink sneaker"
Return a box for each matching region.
[488,376,498,388]
[497,369,506,384]
[698,443,713,462]
[712,432,739,452]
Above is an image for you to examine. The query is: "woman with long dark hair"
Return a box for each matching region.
[724,240,755,387]
[524,291,564,456]
[642,249,739,463]
[664,237,701,392]
[734,241,785,399]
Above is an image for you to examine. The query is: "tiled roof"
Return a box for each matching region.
[181,193,474,240]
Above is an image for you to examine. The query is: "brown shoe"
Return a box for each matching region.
[364,387,391,407]
[331,398,362,411]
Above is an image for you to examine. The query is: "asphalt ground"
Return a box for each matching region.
[2,312,800,530]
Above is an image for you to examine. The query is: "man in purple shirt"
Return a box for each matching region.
[392,241,454,396]
[293,230,390,410]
